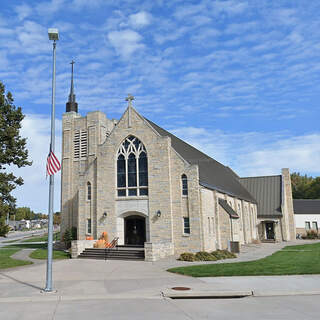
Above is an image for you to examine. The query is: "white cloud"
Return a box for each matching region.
[15,20,48,55]
[239,134,320,176]
[11,114,62,213]
[129,11,152,29]
[154,26,190,44]
[36,0,66,16]
[211,0,248,15]
[174,3,207,20]
[71,0,104,10]
[15,4,32,21]
[107,29,144,59]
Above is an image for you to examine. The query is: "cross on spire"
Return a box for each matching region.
[69,60,75,103]
[125,94,134,108]
[126,94,134,128]
[66,60,78,113]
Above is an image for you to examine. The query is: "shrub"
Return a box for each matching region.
[63,228,73,248]
[211,249,237,260]
[195,251,218,261]
[71,227,77,240]
[0,223,10,237]
[179,252,197,262]
[306,230,318,239]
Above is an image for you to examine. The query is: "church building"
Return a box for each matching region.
[61,69,296,261]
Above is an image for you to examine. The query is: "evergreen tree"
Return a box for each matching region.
[0,81,31,236]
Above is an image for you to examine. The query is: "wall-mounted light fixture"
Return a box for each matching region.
[103,212,107,218]
[156,210,161,218]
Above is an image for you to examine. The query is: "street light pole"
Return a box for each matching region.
[44,28,59,293]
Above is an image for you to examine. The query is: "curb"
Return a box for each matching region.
[162,289,253,299]
[253,290,320,297]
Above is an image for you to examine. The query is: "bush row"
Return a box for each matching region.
[179,249,237,262]
[301,230,320,240]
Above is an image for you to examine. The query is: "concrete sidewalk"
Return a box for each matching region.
[0,239,319,303]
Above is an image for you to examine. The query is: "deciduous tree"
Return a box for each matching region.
[0,81,31,236]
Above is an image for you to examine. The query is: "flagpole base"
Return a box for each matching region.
[41,288,58,294]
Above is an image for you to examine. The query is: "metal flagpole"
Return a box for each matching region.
[45,29,59,292]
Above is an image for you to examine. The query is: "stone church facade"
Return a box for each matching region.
[61,82,295,261]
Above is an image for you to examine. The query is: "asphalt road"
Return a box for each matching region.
[0,230,46,247]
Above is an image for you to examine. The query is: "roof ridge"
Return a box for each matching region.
[240,175,281,179]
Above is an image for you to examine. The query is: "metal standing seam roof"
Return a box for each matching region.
[293,199,320,214]
[240,175,282,217]
[218,199,239,219]
[144,118,256,203]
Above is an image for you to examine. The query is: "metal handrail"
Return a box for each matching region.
[104,237,119,260]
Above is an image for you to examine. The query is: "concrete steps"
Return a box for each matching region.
[78,246,145,260]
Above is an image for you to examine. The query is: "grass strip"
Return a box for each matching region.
[168,242,320,277]
[29,249,70,260]
[0,248,33,269]
[22,232,60,242]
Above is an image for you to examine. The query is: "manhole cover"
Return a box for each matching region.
[171,287,191,291]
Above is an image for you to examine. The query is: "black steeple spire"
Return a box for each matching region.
[66,60,78,113]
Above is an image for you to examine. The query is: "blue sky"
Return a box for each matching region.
[1,0,319,213]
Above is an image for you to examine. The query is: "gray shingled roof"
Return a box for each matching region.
[145,118,256,203]
[293,199,320,214]
[240,175,282,217]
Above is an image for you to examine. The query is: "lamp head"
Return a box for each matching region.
[48,28,59,41]
[103,212,107,218]
[156,210,161,218]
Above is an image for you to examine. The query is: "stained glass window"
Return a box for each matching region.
[117,136,148,197]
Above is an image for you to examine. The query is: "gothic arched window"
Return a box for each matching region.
[117,136,148,197]
[87,182,91,201]
[181,174,188,196]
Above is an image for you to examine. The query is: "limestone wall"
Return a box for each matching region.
[281,168,296,240]
[144,242,174,261]
[71,240,96,258]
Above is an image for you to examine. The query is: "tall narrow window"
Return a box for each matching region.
[87,182,91,201]
[305,221,311,230]
[128,153,137,195]
[181,174,188,196]
[87,218,91,234]
[139,152,148,195]
[183,217,190,234]
[117,136,148,197]
[117,155,126,197]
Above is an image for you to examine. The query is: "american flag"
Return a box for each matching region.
[46,149,61,177]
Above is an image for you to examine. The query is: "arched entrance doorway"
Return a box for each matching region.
[124,215,146,246]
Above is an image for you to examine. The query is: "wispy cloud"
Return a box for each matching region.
[107,29,144,59]
[129,11,152,29]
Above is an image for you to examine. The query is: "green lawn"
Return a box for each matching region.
[0,232,69,268]
[29,249,70,260]
[168,242,320,277]
[0,248,33,269]
[22,232,60,242]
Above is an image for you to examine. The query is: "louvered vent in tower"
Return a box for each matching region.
[74,130,87,159]
[74,131,80,159]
